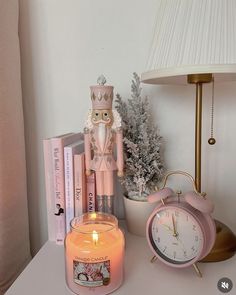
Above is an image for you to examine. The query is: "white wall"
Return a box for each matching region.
[19,0,236,255]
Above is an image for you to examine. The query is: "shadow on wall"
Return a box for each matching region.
[19,0,51,255]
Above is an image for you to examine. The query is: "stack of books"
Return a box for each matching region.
[43,132,96,245]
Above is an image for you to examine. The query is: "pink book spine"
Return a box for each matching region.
[86,172,96,212]
[51,133,83,245]
[74,153,86,216]
[43,139,55,241]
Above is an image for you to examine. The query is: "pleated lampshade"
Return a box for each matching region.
[141,0,236,84]
[141,0,236,263]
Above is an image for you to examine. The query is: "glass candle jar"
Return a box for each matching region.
[65,212,125,295]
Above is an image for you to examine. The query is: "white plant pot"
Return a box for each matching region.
[123,195,157,237]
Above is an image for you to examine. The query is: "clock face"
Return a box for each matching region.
[149,207,204,264]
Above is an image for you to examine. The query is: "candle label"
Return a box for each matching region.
[73,259,111,287]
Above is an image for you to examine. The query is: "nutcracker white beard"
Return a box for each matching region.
[98,123,107,151]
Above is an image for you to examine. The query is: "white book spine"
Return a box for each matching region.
[64,147,75,233]
[51,141,65,245]
[51,133,83,245]
[43,139,55,241]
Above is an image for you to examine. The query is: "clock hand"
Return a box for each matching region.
[171,218,186,250]
[162,222,179,236]
[170,217,187,252]
[162,223,187,256]
[171,214,178,237]
[162,222,187,255]
[162,223,173,232]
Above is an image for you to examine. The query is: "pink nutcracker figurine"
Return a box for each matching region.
[84,75,124,213]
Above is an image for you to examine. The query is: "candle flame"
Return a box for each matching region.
[90,213,97,219]
[92,230,98,245]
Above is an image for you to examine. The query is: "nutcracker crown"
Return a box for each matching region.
[90,75,113,110]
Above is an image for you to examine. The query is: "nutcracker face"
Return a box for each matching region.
[91,109,113,126]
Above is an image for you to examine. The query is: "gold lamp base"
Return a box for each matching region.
[202,220,236,262]
[187,74,236,262]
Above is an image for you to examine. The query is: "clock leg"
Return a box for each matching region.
[193,263,202,277]
[150,256,157,263]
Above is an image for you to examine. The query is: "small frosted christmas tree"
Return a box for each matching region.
[115,73,164,200]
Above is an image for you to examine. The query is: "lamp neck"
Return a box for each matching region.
[187,73,213,192]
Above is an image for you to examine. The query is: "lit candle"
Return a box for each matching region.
[65,213,125,295]
[92,230,98,246]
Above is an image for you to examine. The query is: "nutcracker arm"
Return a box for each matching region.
[116,127,124,174]
[84,128,92,172]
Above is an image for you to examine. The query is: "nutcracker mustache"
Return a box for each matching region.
[92,118,111,125]
[85,109,122,130]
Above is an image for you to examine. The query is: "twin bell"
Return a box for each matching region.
[148,171,214,214]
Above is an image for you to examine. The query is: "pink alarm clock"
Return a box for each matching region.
[146,171,216,277]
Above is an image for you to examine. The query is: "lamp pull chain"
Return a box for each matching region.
[208,77,216,145]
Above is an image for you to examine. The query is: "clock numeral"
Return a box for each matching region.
[195,236,199,242]
[156,213,161,219]
[183,250,187,258]
[154,237,161,244]
[192,225,196,231]
[186,215,189,221]
[175,211,179,217]
[163,246,167,253]
[173,251,177,259]
[191,246,195,251]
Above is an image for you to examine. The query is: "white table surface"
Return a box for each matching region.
[6,222,236,295]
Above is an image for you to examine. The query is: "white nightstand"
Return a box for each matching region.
[6,222,235,295]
